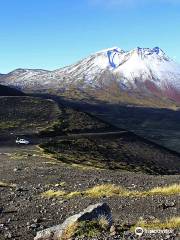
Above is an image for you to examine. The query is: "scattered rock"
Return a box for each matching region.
[0,223,5,229]
[109,225,116,236]
[30,224,39,230]
[162,201,176,209]
[13,168,21,172]
[15,186,29,192]
[33,218,42,224]
[4,231,12,239]
[0,207,3,214]
[34,202,112,240]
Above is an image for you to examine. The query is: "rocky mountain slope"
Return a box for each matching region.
[0,47,180,106]
[0,84,24,96]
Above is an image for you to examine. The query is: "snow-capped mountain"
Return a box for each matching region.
[0,47,180,103]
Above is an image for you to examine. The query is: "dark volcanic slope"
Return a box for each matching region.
[40,107,117,136]
[0,96,60,134]
[40,107,180,175]
[1,95,180,174]
[49,97,180,154]
[42,132,180,175]
[0,84,24,96]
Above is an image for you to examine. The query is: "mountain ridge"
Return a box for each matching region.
[0,46,180,106]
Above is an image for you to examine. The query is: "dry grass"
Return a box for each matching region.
[98,215,110,230]
[145,184,180,196]
[134,217,180,230]
[41,190,66,198]
[71,163,104,171]
[36,145,62,165]
[41,183,180,199]
[0,181,16,188]
[61,216,110,240]
[60,222,79,240]
[60,217,180,239]
[10,152,28,160]
[65,191,81,199]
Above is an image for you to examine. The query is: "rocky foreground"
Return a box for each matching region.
[0,144,179,240]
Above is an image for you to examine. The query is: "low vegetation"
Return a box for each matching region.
[0,181,16,188]
[134,217,180,230]
[61,222,79,240]
[0,96,60,133]
[147,184,180,196]
[41,190,66,198]
[60,216,180,239]
[39,107,115,137]
[41,133,180,175]
[41,183,180,199]
[59,85,179,109]
[61,216,110,240]
[9,152,29,160]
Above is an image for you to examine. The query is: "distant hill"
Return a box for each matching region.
[0,84,24,96]
[0,47,180,108]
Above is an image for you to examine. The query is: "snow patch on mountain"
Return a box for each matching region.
[0,46,180,102]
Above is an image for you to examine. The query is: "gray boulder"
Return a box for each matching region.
[34,202,112,240]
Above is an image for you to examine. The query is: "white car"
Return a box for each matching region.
[15,138,30,145]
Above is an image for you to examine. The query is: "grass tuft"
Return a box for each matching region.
[61,217,110,240]
[60,222,79,240]
[41,190,66,198]
[134,217,180,230]
[145,184,180,196]
[66,191,81,199]
[98,215,110,230]
[0,181,16,188]
[41,183,180,200]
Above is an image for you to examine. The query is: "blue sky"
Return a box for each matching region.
[0,0,180,73]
